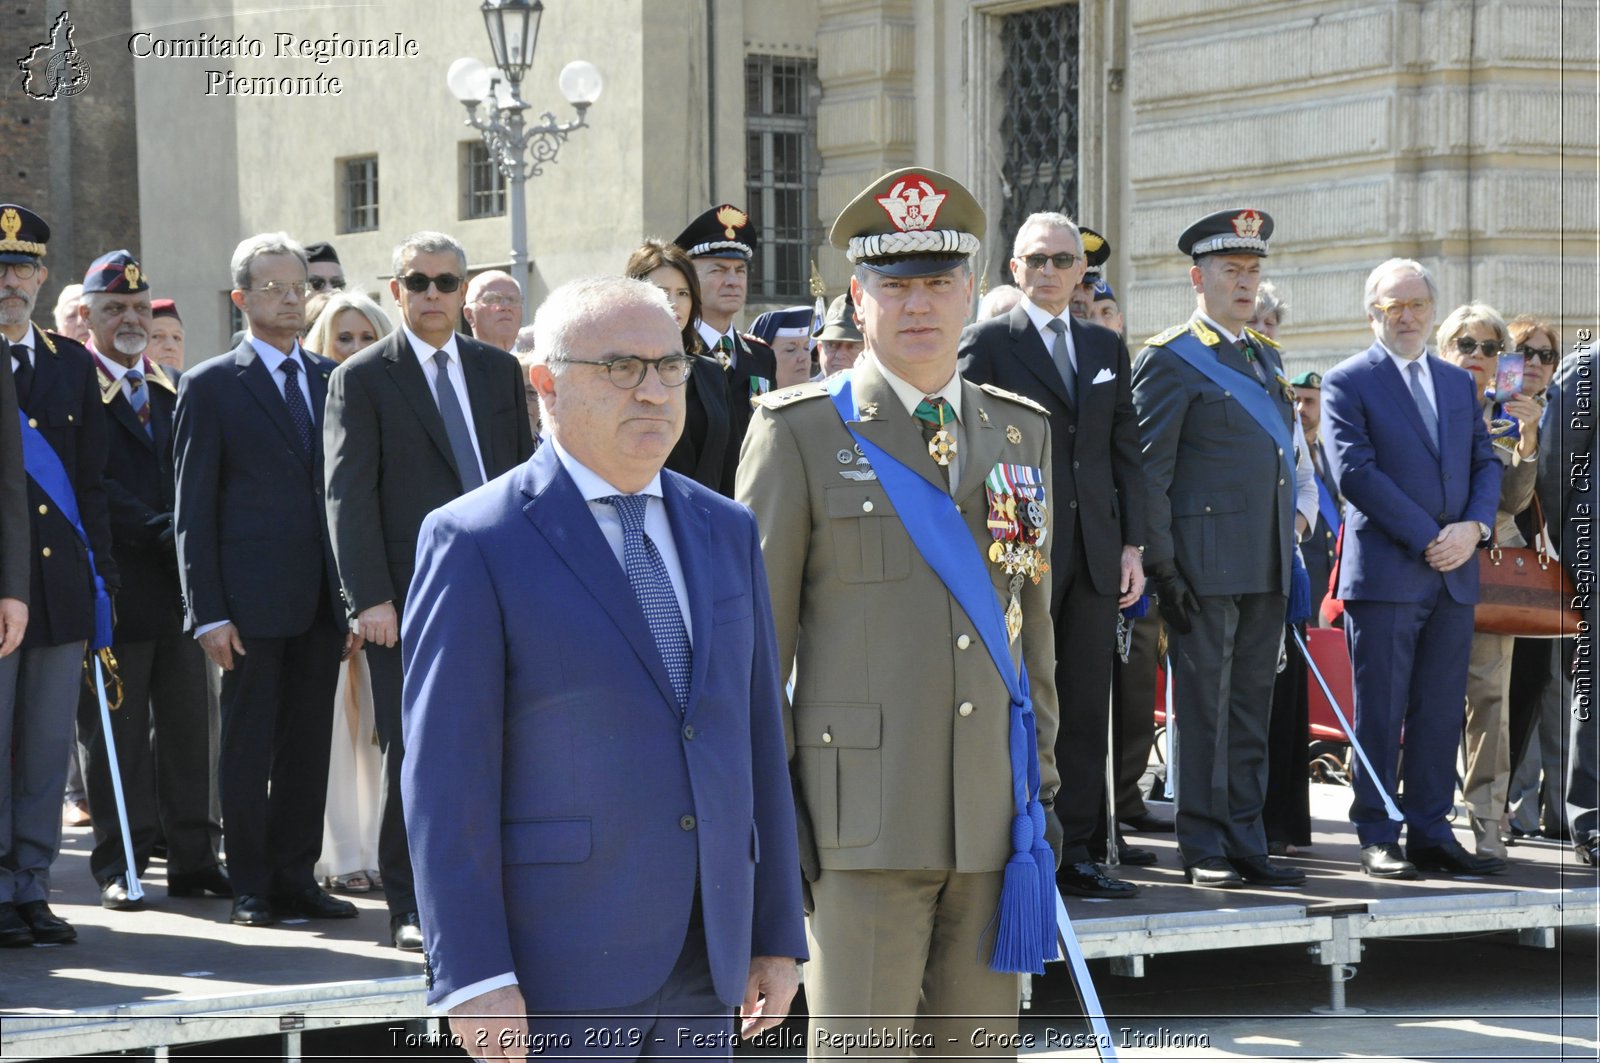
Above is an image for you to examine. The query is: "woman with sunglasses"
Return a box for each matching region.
[1502,316,1570,845]
[624,239,738,496]
[1437,302,1538,862]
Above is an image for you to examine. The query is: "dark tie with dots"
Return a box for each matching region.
[279,357,313,453]
[604,493,692,710]
[11,344,33,410]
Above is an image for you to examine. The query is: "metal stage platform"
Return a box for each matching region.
[3,787,1596,1059]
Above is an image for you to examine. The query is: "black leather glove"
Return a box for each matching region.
[1149,559,1199,635]
[1042,799,1064,870]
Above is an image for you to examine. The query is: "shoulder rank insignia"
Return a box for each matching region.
[1244,326,1281,350]
[1145,323,1187,348]
[976,381,1048,417]
[147,363,178,394]
[1189,318,1220,348]
[753,382,828,409]
[35,327,58,356]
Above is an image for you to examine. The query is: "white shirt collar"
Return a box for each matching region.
[696,320,736,352]
[88,343,149,384]
[1019,293,1072,336]
[1377,337,1429,371]
[249,335,306,371]
[866,351,962,423]
[403,324,460,363]
[548,436,664,502]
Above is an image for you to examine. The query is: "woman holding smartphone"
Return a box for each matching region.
[1437,302,1539,863]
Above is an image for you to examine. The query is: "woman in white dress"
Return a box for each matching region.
[304,293,391,891]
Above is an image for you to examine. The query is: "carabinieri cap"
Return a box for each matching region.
[1178,208,1274,259]
[675,205,756,261]
[1079,225,1111,282]
[830,167,985,278]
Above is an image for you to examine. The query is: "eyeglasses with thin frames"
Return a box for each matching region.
[555,355,694,389]
[0,262,39,280]
[248,281,308,300]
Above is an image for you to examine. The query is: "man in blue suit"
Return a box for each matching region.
[402,275,805,1058]
[1322,258,1503,880]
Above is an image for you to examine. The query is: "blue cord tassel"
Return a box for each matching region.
[991,813,1045,974]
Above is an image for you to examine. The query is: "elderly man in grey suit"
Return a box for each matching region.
[323,232,535,950]
[1132,208,1304,890]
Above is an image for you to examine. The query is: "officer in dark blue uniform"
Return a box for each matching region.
[73,250,228,911]
[0,204,118,945]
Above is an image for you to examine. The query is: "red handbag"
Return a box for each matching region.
[1474,493,1582,637]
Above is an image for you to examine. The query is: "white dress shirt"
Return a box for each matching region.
[1019,294,1076,376]
[405,326,488,485]
[8,325,36,375]
[1380,338,1437,417]
[89,346,154,405]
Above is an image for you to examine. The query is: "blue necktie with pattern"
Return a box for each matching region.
[603,493,691,710]
[279,357,313,453]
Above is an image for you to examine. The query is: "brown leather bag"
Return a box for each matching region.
[1474,493,1582,637]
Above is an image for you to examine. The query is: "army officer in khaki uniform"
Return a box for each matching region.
[738,168,1060,1057]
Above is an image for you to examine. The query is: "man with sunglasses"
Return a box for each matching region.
[324,231,534,951]
[403,275,804,1058]
[960,212,1149,900]
[1321,259,1502,879]
[303,242,346,294]
[175,232,354,927]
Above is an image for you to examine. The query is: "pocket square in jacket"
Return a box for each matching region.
[1092,367,1116,385]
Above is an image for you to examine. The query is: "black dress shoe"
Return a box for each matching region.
[16,901,76,943]
[1360,843,1418,879]
[169,866,233,898]
[1228,854,1306,886]
[231,894,278,926]
[1058,861,1139,898]
[276,886,358,919]
[1092,844,1158,867]
[1184,856,1243,888]
[1407,840,1507,875]
[100,874,147,911]
[1120,811,1176,833]
[0,903,34,947]
[390,911,424,951]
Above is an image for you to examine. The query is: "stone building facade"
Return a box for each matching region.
[4,0,1591,369]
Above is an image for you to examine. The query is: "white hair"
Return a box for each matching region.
[531,276,675,375]
[1363,258,1438,316]
[231,232,308,291]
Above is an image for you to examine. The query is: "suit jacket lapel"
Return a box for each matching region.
[520,452,679,711]
[459,337,501,473]
[306,354,331,450]
[1371,346,1440,459]
[661,474,713,716]
[1009,306,1073,410]
[235,344,310,461]
[384,333,461,479]
[953,378,1006,503]
[689,356,731,488]
[849,361,946,492]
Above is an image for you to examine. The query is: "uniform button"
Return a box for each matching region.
[1324,531,1332,540]
[821,728,832,744]
[682,723,695,741]
[1069,500,1077,509]
[956,634,971,649]
[41,547,50,558]
[1072,460,1080,469]
[27,418,36,428]
[957,701,974,717]
[1205,505,1213,513]
[36,504,46,515]
[1068,425,1076,433]
[1224,391,1232,398]
[1278,478,1286,486]
[1277,448,1284,457]
[67,414,74,423]
[679,815,696,831]
[862,500,874,513]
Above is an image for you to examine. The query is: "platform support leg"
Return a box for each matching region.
[1517,927,1555,949]
[283,1028,302,1063]
[1309,917,1365,1015]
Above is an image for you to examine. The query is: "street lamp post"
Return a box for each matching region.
[448,0,603,323]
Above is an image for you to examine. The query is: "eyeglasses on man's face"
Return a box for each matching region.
[1373,297,1433,321]
[1020,252,1078,271]
[556,354,694,389]
[473,293,522,309]
[0,262,39,280]
[307,275,346,292]
[400,272,463,294]
[248,281,308,300]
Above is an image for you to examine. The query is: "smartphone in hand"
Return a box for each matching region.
[1491,349,1525,402]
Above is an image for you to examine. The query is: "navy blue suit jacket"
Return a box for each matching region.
[401,446,806,1010]
[1322,342,1501,605]
[173,341,341,636]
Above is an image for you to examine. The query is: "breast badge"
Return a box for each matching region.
[984,463,1049,643]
